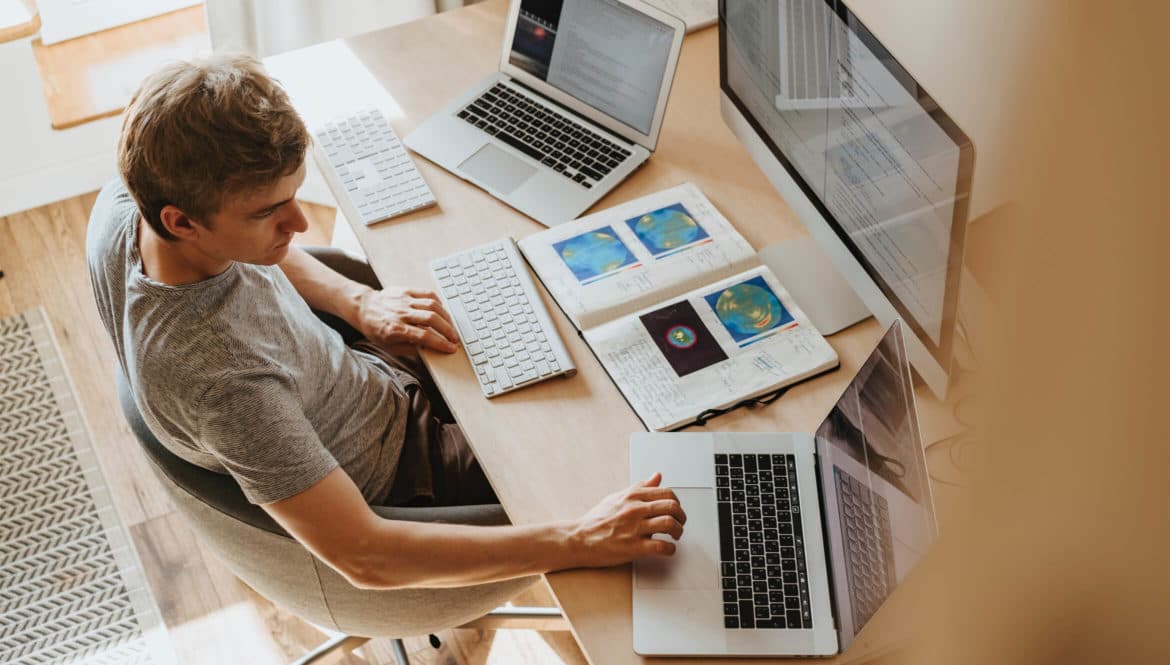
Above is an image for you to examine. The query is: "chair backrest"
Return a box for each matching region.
[116,372,534,637]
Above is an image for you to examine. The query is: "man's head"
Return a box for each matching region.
[118,53,311,265]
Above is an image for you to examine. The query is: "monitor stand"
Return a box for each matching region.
[758,235,871,335]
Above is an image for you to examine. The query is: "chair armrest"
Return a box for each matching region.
[371,503,511,526]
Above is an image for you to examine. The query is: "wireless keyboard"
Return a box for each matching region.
[314,107,436,226]
[431,238,576,397]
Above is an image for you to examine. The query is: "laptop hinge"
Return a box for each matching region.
[812,450,843,638]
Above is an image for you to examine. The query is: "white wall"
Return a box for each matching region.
[0,37,122,218]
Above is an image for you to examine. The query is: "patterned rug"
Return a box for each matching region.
[0,309,174,665]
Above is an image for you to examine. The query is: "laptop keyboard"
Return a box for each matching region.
[456,83,632,190]
[716,453,813,630]
[834,467,896,630]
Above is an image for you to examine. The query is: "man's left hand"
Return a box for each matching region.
[355,286,460,354]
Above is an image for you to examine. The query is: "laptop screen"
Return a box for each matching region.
[814,320,937,649]
[508,0,675,134]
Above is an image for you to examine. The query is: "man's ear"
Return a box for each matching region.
[159,204,205,241]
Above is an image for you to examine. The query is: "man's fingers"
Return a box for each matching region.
[411,297,455,327]
[400,325,458,353]
[640,515,684,540]
[639,472,662,487]
[404,288,440,301]
[630,486,680,504]
[406,309,459,342]
[642,538,676,557]
[637,498,687,524]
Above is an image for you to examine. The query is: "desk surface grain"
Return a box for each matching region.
[320,2,967,662]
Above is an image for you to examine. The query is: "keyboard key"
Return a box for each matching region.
[494,130,543,161]
[579,165,604,181]
[716,453,814,630]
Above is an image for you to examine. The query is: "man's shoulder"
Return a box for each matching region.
[86,178,137,271]
[136,337,280,405]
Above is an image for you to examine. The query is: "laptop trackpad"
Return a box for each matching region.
[635,488,719,591]
[459,143,536,195]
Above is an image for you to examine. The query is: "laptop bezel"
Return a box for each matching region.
[497,0,686,152]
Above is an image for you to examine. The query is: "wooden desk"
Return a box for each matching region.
[291,2,967,662]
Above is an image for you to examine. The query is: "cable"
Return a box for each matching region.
[924,390,980,489]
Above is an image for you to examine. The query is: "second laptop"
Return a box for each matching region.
[405,0,686,227]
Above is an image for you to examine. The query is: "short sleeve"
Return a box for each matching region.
[196,367,338,504]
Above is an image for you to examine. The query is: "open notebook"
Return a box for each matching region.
[518,183,838,431]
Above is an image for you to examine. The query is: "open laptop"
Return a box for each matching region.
[629,320,937,657]
[404,0,685,227]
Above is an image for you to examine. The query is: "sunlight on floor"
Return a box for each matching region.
[485,629,568,665]
[169,603,289,665]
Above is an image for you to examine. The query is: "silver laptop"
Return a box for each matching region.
[404,0,685,227]
[629,320,938,657]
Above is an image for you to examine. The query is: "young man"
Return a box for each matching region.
[88,53,685,590]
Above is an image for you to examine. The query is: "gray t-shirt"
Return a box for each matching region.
[87,179,409,505]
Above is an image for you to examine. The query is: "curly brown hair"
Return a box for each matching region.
[117,53,310,241]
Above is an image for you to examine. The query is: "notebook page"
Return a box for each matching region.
[585,265,838,431]
[519,182,757,330]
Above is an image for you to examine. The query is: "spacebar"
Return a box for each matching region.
[494,132,543,162]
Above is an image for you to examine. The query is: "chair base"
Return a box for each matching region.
[292,606,568,665]
[291,634,369,665]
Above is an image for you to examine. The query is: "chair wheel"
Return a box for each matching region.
[428,634,441,649]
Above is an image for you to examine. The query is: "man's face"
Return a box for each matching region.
[197,163,309,265]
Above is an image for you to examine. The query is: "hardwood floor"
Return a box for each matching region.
[0,193,586,665]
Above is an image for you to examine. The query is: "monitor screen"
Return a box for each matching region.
[509,0,675,135]
[719,0,973,370]
[814,320,936,648]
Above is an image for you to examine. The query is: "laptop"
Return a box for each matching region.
[629,320,938,657]
[404,0,686,227]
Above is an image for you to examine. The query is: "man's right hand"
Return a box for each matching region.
[567,472,687,568]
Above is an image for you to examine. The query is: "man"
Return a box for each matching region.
[88,53,684,590]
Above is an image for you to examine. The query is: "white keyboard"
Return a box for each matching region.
[431,238,576,397]
[314,107,436,226]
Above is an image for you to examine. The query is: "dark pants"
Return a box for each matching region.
[303,247,497,508]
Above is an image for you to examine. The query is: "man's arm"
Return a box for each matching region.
[263,467,685,590]
[278,246,458,352]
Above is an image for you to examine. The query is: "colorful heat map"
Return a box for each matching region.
[704,275,794,344]
[553,225,637,284]
[625,203,710,257]
[665,325,697,349]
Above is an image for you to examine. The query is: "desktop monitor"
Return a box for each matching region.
[718,0,975,399]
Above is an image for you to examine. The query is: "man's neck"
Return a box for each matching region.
[137,217,232,286]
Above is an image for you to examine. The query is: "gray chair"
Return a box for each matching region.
[115,248,565,665]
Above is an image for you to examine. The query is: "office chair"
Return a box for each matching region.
[115,248,566,665]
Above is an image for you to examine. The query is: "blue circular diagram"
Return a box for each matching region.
[714,283,784,337]
[632,207,702,252]
[557,230,634,281]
